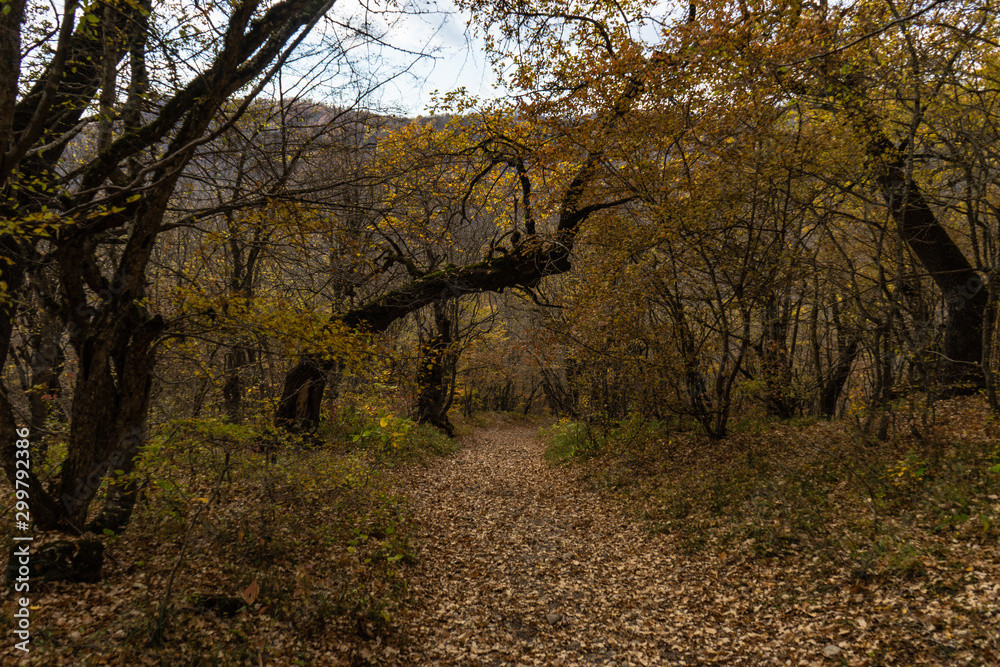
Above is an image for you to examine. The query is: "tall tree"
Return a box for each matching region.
[0,0,371,535]
[274,0,663,430]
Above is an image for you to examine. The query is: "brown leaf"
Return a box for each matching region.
[242,580,260,606]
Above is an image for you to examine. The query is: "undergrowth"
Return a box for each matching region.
[543,397,1000,578]
[0,405,456,665]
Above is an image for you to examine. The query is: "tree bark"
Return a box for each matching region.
[275,356,327,432]
[817,296,859,417]
[222,344,257,424]
[415,302,455,436]
[54,306,163,531]
[758,291,797,418]
[847,102,986,390]
[875,144,986,388]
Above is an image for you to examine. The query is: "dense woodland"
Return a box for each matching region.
[2,0,1000,663]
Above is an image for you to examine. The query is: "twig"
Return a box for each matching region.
[779,0,955,68]
[151,449,231,645]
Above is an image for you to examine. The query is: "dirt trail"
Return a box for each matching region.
[378,424,742,666]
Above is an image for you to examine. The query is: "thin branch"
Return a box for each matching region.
[778,0,954,68]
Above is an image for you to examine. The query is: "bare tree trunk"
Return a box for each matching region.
[275,356,327,432]
[415,302,455,436]
[222,344,258,423]
[819,297,861,418]
[820,338,860,418]
[55,308,164,531]
[758,291,796,418]
[846,100,986,390]
[983,269,1000,417]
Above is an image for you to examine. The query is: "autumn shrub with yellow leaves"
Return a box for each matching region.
[0,404,456,664]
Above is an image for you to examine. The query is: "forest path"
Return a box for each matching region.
[379,423,731,666]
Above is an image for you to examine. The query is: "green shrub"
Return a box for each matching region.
[329,405,456,465]
[541,419,600,462]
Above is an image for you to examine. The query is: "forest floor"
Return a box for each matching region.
[2,406,999,665]
[374,421,692,666]
[359,412,1000,666]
